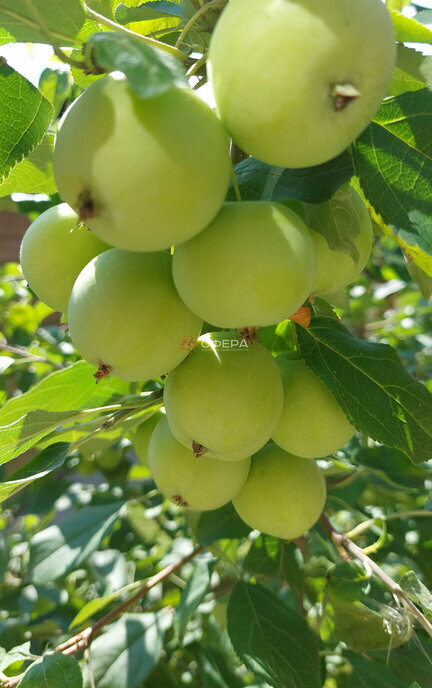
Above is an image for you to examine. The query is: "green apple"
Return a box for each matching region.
[233,442,327,539]
[164,331,284,461]
[20,203,110,312]
[173,201,316,328]
[134,410,165,466]
[272,355,354,458]
[53,73,231,252]
[67,248,203,381]
[148,417,251,511]
[208,0,396,168]
[305,185,373,296]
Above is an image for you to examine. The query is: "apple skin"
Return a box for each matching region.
[208,0,396,168]
[53,73,231,252]
[134,410,165,466]
[164,331,284,461]
[305,186,373,296]
[233,442,327,539]
[20,203,110,312]
[173,201,316,328]
[148,417,251,511]
[67,248,203,381]
[272,355,354,458]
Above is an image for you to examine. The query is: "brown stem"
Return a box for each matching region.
[0,343,64,370]
[1,545,204,688]
[320,514,432,639]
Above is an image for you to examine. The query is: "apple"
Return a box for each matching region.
[173,201,316,328]
[233,442,327,539]
[208,0,396,168]
[272,355,355,458]
[20,203,110,313]
[67,248,203,381]
[305,185,373,296]
[53,73,231,252]
[164,330,284,461]
[148,417,251,511]
[134,410,165,466]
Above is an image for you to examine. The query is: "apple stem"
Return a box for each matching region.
[331,82,361,111]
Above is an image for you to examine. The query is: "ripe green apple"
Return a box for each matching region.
[164,331,284,461]
[134,410,165,466]
[233,442,327,539]
[272,355,354,458]
[173,201,316,328]
[53,73,231,252]
[67,248,203,381]
[305,185,373,296]
[20,203,110,312]
[148,417,251,511]
[208,0,396,168]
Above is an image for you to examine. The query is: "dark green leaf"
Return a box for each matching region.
[0,442,69,504]
[0,0,86,45]
[115,1,185,24]
[195,502,251,546]
[243,536,304,590]
[356,446,429,489]
[0,134,56,198]
[86,32,187,99]
[28,501,124,583]
[353,90,432,258]
[0,63,53,184]
[229,151,354,205]
[174,554,213,639]
[82,612,170,688]
[372,636,432,688]
[18,651,82,688]
[346,652,410,688]
[227,581,321,688]
[400,570,432,620]
[296,317,432,463]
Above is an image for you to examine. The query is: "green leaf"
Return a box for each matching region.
[174,554,213,639]
[229,152,354,205]
[227,581,321,688]
[353,90,432,258]
[406,258,432,300]
[82,612,170,688]
[355,446,429,489]
[0,361,122,427]
[0,134,56,198]
[243,536,304,590]
[115,1,185,24]
[18,651,82,688]
[28,501,124,584]
[347,653,408,688]
[69,581,141,630]
[0,442,69,504]
[0,0,86,45]
[86,32,187,99]
[0,642,34,673]
[296,317,432,463]
[390,9,432,43]
[195,502,251,546]
[400,570,432,620]
[0,63,53,185]
[391,46,432,97]
[38,67,72,118]
[375,636,432,687]
[0,409,79,464]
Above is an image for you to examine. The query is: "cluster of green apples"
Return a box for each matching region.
[19,0,396,540]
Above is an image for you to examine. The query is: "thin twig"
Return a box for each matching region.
[0,546,204,688]
[175,0,226,49]
[0,343,64,370]
[320,513,432,639]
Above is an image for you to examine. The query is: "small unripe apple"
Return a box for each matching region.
[67,248,203,381]
[233,442,326,539]
[148,417,251,511]
[208,0,396,168]
[272,355,354,458]
[164,331,284,461]
[20,203,109,312]
[173,201,316,328]
[53,73,231,251]
[134,410,165,466]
